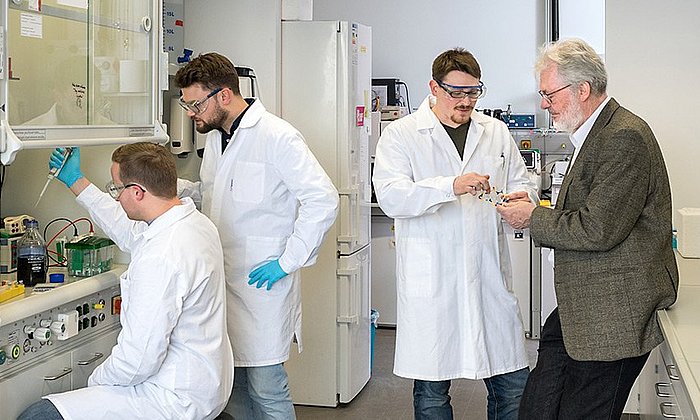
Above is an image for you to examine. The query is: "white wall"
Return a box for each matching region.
[183,0,281,114]
[558,0,605,55]
[606,1,700,216]
[172,0,283,178]
[314,1,546,120]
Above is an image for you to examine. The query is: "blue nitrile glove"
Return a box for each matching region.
[248,259,288,291]
[49,147,83,187]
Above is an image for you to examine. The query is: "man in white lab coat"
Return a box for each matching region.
[19,143,234,420]
[175,53,339,419]
[372,48,538,420]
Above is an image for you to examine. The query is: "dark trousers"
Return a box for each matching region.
[519,308,649,420]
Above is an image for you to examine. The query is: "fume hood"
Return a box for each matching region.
[0,0,168,165]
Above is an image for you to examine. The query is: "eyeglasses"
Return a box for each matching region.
[105,180,147,199]
[177,87,222,114]
[434,79,486,100]
[538,84,572,104]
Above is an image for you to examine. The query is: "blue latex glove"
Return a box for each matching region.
[248,259,288,291]
[49,147,83,187]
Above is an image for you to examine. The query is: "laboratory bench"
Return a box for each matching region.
[0,266,125,419]
[638,255,700,419]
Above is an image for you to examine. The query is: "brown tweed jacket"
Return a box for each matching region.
[530,98,678,361]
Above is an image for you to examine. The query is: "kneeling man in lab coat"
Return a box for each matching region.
[372,48,538,420]
[19,143,234,420]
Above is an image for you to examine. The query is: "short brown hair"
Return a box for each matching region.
[111,143,177,198]
[174,52,241,95]
[432,48,482,82]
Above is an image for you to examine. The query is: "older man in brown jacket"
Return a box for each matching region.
[498,38,678,420]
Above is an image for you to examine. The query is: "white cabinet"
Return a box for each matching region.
[503,223,535,337]
[0,353,73,420]
[638,344,697,419]
[370,216,396,326]
[0,327,119,418]
[71,328,119,389]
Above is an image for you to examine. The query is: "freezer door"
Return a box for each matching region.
[347,22,372,254]
[280,21,371,255]
[337,244,371,403]
[333,21,372,255]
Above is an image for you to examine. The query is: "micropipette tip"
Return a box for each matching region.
[34,177,52,208]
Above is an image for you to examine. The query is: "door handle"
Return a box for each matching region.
[659,401,678,418]
[655,382,672,397]
[665,363,680,381]
[337,267,360,324]
[78,352,104,366]
[44,367,72,381]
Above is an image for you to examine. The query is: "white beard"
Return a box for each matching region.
[553,100,584,133]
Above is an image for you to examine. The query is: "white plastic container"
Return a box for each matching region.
[677,208,700,258]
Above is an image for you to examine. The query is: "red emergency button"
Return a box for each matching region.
[111,295,122,315]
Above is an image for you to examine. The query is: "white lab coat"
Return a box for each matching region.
[178,99,338,366]
[46,185,234,420]
[372,96,538,380]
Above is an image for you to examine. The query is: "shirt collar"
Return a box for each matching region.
[570,96,611,149]
[219,97,256,142]
[220,97,256,152]
[140,197,197,240]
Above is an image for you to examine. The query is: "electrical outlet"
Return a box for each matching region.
[3,215,33,235]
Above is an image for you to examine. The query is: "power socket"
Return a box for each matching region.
[3,215,34,235]
[56,311,79,340]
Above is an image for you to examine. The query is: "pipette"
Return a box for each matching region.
[34,147,73,208]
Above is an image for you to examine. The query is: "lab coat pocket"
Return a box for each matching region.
[397,238,434,298]
[245,236,287,272]
[233,161,265,204]
[245,236,288,294]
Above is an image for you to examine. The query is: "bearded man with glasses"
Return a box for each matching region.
[175,52,338,420]
[498,38,678,419]
[372,48,538,420]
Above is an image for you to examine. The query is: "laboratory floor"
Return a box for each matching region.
[294,328,642,420]
[294,328,537,420]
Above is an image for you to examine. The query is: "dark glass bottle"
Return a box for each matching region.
[17,219,48,286]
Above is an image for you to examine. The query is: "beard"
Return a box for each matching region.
[194,103,229,134]
[450,104,473,125]
[552,100,584,133]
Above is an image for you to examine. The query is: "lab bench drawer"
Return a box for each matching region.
[656,342,696,419]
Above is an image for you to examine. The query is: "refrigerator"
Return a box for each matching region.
[280,21,372,406]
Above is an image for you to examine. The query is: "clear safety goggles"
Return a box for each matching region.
[434,79,486,100]
[177,87,222,114]
[105,180,147,199]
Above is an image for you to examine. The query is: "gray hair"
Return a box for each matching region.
[535,38,607,96]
